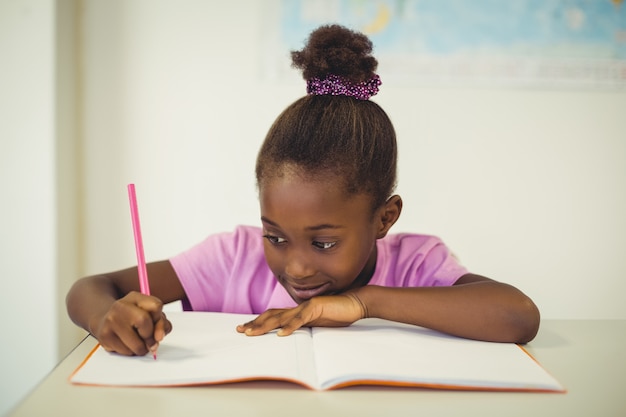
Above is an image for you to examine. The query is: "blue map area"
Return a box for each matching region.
[280,0,626,59]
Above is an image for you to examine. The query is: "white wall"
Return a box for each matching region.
[384,87,626,319]
[0,0,57,414]
[2,0,625,413]
[80,0,626,320]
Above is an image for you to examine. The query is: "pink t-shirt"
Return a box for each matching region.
[169,225,468,313]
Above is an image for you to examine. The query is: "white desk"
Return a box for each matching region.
[7,320,626,417]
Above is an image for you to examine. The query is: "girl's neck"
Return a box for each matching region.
[349,244,377,290]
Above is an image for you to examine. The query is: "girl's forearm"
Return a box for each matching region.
[354,282,540,344]
[66,276,119,334]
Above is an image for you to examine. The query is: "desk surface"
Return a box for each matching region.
[8,320,626,417]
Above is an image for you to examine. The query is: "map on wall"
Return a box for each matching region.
[261,0,626,89]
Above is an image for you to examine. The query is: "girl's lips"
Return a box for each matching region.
[289,282,332,301]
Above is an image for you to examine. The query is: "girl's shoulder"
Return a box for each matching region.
[171,225,265,265]
[380,232,446,251]
[374,232,466,287]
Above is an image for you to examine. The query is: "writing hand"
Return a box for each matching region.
[236,293,367,336]
[91,291,172,356]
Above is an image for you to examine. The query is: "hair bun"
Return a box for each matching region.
[291,24,378,83]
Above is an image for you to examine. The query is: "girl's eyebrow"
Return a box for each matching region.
[261,216,344,232]
[305,224,344,232]
[260,216,278,227]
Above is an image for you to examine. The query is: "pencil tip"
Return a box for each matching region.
[149,343,159,360]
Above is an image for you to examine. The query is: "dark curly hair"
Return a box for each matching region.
[256,25,397,211]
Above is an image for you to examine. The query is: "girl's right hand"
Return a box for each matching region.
[89,291,172,356]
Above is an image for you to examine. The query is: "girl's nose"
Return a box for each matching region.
[284,249,315,280]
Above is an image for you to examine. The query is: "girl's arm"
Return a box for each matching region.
[66,260,187,355]
[355,274,540,343]
[237,274,540,344]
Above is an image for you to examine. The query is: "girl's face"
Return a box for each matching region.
[259,171,382,304]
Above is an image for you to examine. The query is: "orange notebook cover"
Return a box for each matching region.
[70,312,565,392]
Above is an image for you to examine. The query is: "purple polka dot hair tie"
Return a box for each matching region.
[306,74,381,100]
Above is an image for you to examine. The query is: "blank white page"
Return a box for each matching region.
[70,312,318,388]
[311,318,564,391]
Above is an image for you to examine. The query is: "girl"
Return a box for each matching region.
[66,25,540,357]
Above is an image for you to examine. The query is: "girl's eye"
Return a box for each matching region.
[263,234,287,245]
[312,241,337,250]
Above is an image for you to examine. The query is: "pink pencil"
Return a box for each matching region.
[127,183,157,359]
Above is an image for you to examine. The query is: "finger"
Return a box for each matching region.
[153,313,172,342]
[148,316,170,359]
[237,310,290,336]
[129,293,167,352]
[248,308,311,336]
[242,317,281,336]
[276,323,301,336]
[236,316,269,333]
[131,313,159,353]
[100,333,134,356]
[120,322,152,356]
[99,320,147,356]
[276,311,311,336]
[107,298,156,355]
[94,294,166,356]
[236,310,273,332]
[135,294,165,321]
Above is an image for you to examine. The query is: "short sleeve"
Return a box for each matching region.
[372,233,468,288]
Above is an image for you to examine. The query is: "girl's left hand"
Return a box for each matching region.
[236,293,367,336]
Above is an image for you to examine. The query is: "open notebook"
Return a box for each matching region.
[70,312,564,392]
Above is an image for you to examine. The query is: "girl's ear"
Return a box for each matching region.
[376,195,403,239]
